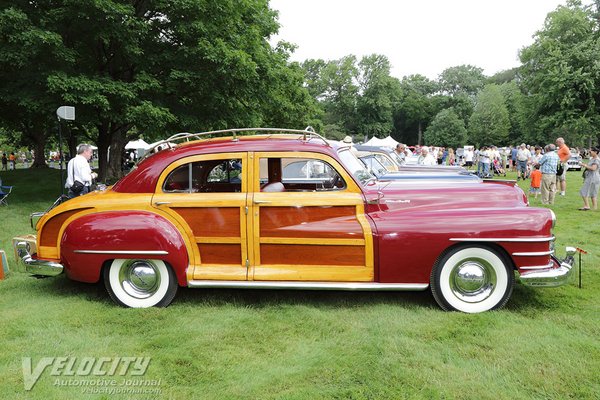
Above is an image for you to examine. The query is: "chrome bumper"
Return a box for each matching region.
[518,247,576,287]
[15,241,64,277]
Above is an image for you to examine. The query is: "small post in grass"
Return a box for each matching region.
[575,247,588,289]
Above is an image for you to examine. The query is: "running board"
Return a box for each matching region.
[187,280,429,291]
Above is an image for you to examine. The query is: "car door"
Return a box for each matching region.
[249,151,374,282]
[152,152,250,280]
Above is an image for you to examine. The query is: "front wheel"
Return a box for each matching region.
[104,259,178,308]
[430,246,514,313]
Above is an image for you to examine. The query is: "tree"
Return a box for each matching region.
[438,65,486,97]
[355,54,400,139]
[519,0,600,147]
[1,0,318,180]
[468,84,510,147]
[498,82,528,145]
[424,108,467,148]
[395,75,437,145]
[0,5,72,167]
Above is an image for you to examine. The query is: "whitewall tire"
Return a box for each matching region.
[104,259,178,308]
[431,246,514,313]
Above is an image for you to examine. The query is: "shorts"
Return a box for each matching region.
[517,160,528,173]
[556,163,567,181]
[465,161,473,167]
[529,187,540,194]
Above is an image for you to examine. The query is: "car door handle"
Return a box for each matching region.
[253,200,271,204]
[154,201,171,206]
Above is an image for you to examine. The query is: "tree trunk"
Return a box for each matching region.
[24,125,48,168]
[96,122,111,182]
[418,121,423,145]
[107,132,128,184]
[31,137,47,168]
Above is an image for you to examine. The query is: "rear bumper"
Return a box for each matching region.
[15,240,63,277]
[518,247,576,287]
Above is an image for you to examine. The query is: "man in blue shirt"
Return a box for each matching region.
[539,144,560,205]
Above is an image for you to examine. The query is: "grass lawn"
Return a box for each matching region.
[0,167,598,400]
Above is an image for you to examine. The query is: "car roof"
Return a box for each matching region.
[113,135,340,193]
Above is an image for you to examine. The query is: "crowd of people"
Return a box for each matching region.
[393,137,599,210]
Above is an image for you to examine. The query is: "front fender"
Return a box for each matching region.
[60,211,189,285]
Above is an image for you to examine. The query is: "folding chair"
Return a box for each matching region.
[0,185,13,206]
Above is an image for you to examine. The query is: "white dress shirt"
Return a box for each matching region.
[66,154,93,188]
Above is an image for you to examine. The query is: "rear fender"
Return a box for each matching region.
[60,211,189,285]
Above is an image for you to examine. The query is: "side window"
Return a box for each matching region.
[163,159,242,193]
[259,157,346,192]
[163,164,190,192]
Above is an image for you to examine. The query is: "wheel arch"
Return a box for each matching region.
[60,210,190,286]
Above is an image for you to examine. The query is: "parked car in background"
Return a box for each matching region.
[15,128,575,313]
[567,150,582,171]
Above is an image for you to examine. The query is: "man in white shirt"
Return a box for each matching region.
[516,143,531,180]
[464,147,474,169]
[66,144,97,198]
[417,146,436,166]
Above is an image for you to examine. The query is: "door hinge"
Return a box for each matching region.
[245,259,250,268]
[245,206,248,215]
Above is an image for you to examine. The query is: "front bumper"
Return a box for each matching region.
[518,247,576,287]
[15,240,64,277]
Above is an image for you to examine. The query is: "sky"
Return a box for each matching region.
[269,0,568,80]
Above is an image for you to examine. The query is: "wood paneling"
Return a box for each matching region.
[198,243,242,265]
[40,210,83,247]
[174,207,240,237]
[260,244,364,266]
[260,206,362,238]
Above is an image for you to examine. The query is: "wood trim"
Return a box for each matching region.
[195,237,241,244]
[253,265,373,282]
[259,237,365,246]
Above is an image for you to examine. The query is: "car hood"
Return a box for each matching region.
[363,179,527,212]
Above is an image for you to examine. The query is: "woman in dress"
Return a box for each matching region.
[578,147,600,211]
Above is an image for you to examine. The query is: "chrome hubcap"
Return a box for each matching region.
[119,260,160,299]
[450,259,496,303]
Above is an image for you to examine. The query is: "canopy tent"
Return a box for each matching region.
[125,139,150,150]
[364,136,399,148]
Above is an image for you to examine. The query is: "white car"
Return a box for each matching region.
[567,151,582,171]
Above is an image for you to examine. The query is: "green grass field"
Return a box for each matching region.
[0,168,598,400]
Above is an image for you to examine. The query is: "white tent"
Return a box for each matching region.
[364,136,399,148]
[125,139,150,150]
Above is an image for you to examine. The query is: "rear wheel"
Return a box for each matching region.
[431,246,513,313]
[103,259,178,308]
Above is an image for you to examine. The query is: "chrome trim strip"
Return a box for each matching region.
[187,281,429,291]
[73,250,169,255]
[512,250,554,256]
[450,236,555,243]
[520,262,555,270]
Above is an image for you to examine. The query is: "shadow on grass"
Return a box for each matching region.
[30,272,568,314]
[32,273,438,311]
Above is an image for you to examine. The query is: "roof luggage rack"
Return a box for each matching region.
[138,127,328,165]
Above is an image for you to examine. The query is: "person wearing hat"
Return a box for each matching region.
[342,136,353,145]
[578,147,600,210]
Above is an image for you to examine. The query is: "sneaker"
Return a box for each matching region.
[560,191,565,196]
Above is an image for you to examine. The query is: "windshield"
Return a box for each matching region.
[338,148,375,185]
